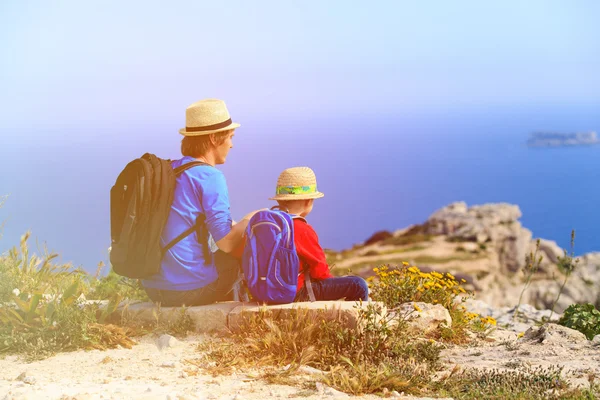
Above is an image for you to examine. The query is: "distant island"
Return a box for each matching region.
[527,131,599,147]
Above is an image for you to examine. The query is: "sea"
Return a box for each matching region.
[1,105,599,274]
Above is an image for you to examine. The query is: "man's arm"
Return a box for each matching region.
[215,209,265,253]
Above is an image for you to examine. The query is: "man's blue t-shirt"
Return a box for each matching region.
[142,156,232,291]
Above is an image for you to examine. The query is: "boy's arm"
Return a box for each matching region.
[294,222,333,280]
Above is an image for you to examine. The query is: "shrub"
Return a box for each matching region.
[0,233,135,360]
[368,263,468,309]
[363,230,393,246]
[88,267,149,301]
[558,303,600,340]
[434,365,578,400]
[368,263,495,343]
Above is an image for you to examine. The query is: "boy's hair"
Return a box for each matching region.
[277,199,307,210]
[181,130,232,157]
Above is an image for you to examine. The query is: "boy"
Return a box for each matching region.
[268,166,369,302]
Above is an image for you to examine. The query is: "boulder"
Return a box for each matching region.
[396,302,452,333]
[523,323,587,344]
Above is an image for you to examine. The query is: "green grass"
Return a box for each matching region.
[0,232,149,360]
[382,233,433,247]
[412,254,487,264]
[363,245,427,257]
[337,252,486,275]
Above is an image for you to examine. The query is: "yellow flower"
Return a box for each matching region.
[402,261,410,266]
[517,332,524,338]
[373,267,379,273]
[461,279,467,283]
[408,266,419,273]
[413,303,422,312]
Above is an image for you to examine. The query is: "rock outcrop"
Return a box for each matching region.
[423,202,600,312]
[424,202,532,274]
[342,202,600,314]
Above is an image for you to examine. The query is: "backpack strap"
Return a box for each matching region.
[304,274,317,303]
[173,160,209,176]
[289,214,316,302]
[161,161,210,255]
[246,231,261,288]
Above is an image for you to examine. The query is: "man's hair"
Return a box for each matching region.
[181,130,232,157]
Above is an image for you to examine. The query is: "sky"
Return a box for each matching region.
[1,1,600,269]
[1,0,599,141]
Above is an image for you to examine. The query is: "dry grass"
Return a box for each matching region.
[195,304,441,395]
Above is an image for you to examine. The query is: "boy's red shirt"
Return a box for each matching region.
[292,218,333,290]
[231,218,332,291]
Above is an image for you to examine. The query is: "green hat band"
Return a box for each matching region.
[276,184,317,195]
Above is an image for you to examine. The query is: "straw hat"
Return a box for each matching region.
[179,99,240,136]
[269,167,325,201]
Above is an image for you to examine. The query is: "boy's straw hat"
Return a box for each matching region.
[179,99,240,136]
[269,167,325,201]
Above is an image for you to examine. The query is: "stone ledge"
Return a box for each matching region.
[228,301,384,332]
[113,301,242,333]
[109,300,382,334]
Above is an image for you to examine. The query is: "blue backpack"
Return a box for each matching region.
[241,208,314,304]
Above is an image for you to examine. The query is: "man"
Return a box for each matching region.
[142,99,258,306]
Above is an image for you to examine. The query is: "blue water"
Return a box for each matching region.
[1,107,599,273]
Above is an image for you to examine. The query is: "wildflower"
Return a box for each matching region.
[517,332,524,338]
[12,288,20,297]
[413,303,422,312]
[461,279,467,283]
[402,261,410,266]
[373,267,379,273]
[408,266,419,273]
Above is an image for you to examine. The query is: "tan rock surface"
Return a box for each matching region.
[333,202,600,313]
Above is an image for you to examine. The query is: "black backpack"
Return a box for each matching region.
[109,153,208,279]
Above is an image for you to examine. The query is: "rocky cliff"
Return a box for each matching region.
[332,202,600,313]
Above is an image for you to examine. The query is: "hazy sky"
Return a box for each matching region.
[1,1,599,143]
[1,1,600,269]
